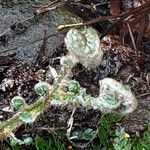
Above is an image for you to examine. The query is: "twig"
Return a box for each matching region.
[127,22,136,49]
[1,2,150,54]
[35,0,65,15]
[35,30,48,65]
[137,92,150,98]
[136,17,147,46]
[120,12,148,39]
[66,1,150,27]
[126,73,134,83]
[67,106,76,138]
[35,127,66,132]
[0,29,68,55]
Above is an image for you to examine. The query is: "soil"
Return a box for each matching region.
[0,0,150,149]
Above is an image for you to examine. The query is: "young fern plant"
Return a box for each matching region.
[92,78,137,115]
[64,27,103,69]
[62,27,137,115]
[0,57,74,141]
[0,27,137,142]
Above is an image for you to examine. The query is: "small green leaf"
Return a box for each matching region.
[98,114,121,149]
[98,126,110,147]
[100,114,121,129]
[70,128,96,140]
[35,136,65,150]
[113,128,131,150]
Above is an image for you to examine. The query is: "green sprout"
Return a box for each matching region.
[23,137,33,145]
[11,96,26,109]
[68,81,79,94]
[19,111,33,123]
[10,135,23,146]
[10,134,33,146]
[34,82,48,96]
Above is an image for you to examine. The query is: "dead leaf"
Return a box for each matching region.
[109,0,121,16]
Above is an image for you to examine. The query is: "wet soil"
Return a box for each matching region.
[0,0,81,63]
[0,0,150,149]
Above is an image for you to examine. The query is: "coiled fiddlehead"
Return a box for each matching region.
[65,27,103,69]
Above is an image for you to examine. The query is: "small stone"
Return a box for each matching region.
[0,115,3,119]
[0,78,14,91]
[2,106,13,112]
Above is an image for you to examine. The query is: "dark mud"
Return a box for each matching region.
[0,1,75,63]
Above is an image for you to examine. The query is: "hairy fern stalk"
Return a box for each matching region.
[0,27,137,141]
